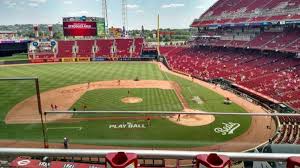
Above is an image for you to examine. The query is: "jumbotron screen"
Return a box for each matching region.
[63,17,105,37]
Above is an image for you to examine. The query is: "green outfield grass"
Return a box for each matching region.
[0,54,28,62]
[0,62,251,148]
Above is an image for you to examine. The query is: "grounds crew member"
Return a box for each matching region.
[63,137,69,149]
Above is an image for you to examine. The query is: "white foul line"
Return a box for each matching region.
[47,127,83,131]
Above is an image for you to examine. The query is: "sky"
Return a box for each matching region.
[1,0,217,29]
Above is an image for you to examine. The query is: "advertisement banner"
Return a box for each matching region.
[97,18,106,37]
[62,58,75,62]
[63,21,97,36]
[76,57,90,62]
[30,59,45,64]
[94,57,106,61]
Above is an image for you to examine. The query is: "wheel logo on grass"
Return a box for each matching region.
[214,122,240,135]
[17,160,31,166]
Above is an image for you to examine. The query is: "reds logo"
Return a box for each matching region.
[214,122,240,135]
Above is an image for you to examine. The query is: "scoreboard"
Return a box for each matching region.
[63,16,105,37]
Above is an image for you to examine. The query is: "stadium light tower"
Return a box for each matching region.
[122,0,128,33]
[102,0,108,36]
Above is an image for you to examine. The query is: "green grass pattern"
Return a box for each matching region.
[0,62,251,148]
[0,54,28,62]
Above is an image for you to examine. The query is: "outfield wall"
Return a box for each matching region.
[28,57,156,64]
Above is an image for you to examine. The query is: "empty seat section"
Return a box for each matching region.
[57,40,75,58]
[132,38,144,57]
[76,40,94,57]
[115,39,134,57]
[95,39,114,58]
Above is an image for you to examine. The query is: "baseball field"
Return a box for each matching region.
[0,62,275,150]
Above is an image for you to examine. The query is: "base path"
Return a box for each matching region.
[5,80,214,126]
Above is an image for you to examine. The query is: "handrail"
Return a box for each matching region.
[44,111,300,116]
[0,148,299,161]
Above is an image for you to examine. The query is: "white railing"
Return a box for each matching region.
[0,148,299,162]
[44,111,300,116]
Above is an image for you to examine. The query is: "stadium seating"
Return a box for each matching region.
[76,40,95,57]
[194,28,300,53]
[115,39,134,57]
[132,38,144,57]
[192,0,300,27]
[95,39,114,58]
[56,40,75,58]
[161,46,300,111]
[247,32,281,49]
[31,38,144,61]
[276,116,300,144]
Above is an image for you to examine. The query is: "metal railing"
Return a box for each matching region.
[44,111,300,116]
[0,148,299,162]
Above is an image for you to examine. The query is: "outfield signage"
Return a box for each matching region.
[94,57,106,61]
[214,122,240,135]
[109,122,147,129]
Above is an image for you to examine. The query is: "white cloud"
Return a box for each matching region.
[28,0,47,3]
[28,2,39,7]
[136,9,144,13]
[161,3,184,8]
[127,4,139,9]
[67,10,89,16]
[196,5,205,9]
[4,0,17,8]
[79,10,89,15]
[63,1,73,5]
[27,0,47,7]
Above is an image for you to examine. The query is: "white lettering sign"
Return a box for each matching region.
[214,122,240,135]
[109,122,146,129]
[68,24,92,29]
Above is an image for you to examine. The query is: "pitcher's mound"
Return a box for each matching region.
[122,97,143,104]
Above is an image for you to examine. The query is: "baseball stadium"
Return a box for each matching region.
[0,0,300,167]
